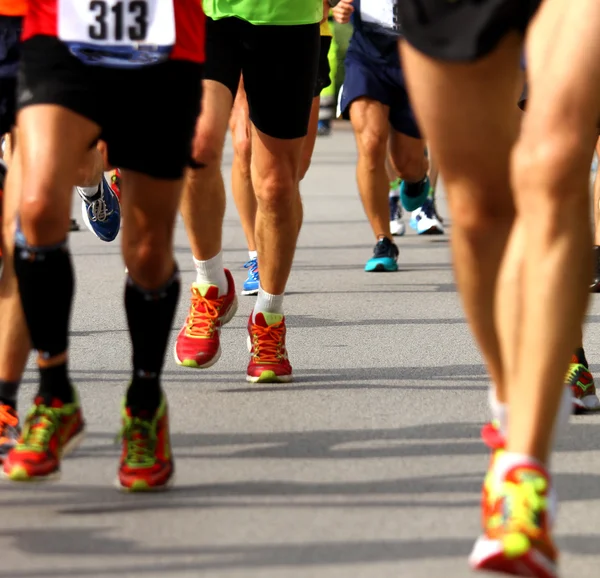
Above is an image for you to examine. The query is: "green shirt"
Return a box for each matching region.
[203,0,322,25]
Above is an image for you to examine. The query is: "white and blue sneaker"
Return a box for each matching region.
[242,257,260,296]
[77,176,121,242]
[389,184,406,237]
[410,198,444,235]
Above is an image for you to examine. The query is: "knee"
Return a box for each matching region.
[19,184,66,243]
[191,128,223,168]
[357,129,388,170]
[513,129,590,213]
[448,179,515,239]
[124,234,172,287]
[254,171,297,214]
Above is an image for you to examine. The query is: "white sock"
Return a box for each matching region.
[193,252,228,296]
[79,184,100,199]
[253,285,284,321]
[488,387,508,437]
[249,250,258,260]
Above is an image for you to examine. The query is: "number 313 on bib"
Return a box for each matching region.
[58,0,175,47]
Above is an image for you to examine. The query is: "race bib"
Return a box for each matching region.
[58,0,176,68]
[360,0,401,34]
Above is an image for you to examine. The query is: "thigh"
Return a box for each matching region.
[349,97,390,153]
[104,61,203,180]
[204,17,243,100]
[523,0,600,150]
[243,22,320,140]
[399,34,523,215]
[229,77,252,155]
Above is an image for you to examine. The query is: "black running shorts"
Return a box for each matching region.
[0,16,22,135]
[204,17,320,140]
[397,0,542,62]
[314,36,332,97]
[17,35,202,180]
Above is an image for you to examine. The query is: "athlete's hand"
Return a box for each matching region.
[332,0,353,24]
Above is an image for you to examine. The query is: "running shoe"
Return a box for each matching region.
[247,312,293,383]
[77,175,121,242]
[365,237,399,272]
[400,176,430,212]
[3,393,85,481]
[0,405,20,463]
[566,355,600,413]
[242,257,260,296]
[470,462,558,577]
[389,181,406,237]
[480,421,505,528]
[410,197,445,235]
[174,269,238,368]
[117,394,173,491]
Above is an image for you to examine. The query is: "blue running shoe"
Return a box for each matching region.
[365,237,399,272]
[400,176,430,212]
[410,198,445,235]
[242,257,260,295]
[77,176,121,242]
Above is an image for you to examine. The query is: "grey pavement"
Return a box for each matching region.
[5,127,600,578]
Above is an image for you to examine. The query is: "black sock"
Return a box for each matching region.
[403,177,427,198]
[125,266,180,415]
[38,363,73,404]
[574,347,589,368]
[13,236,75,401]
[0,380,19,409]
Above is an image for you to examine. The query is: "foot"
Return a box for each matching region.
[400,176,430,212]
[174,269,237,368]
[365,237,399,272]
[77,175,121,242]
[566,357,600,413]
[247,312,293,383]
[410,198,445,235]
[470,460,558,577]
[317,119,331,136]
[117,394,173,491]
[3,393,85,481]
[242,257,260,296]
[0,405,20,463]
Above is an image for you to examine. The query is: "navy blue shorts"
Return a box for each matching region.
[338,50,421,138]
[0,16,21,135]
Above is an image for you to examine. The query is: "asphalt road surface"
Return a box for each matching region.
[4,127,600,578]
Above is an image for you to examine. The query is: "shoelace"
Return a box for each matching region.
[0,405,18,441]
[185,288,224,337]
[244,259,259,281]
[251,321,285,363]
[120,416,156,467]
[566,363,593,391]
[88,195,113,223]
[500,476,547,539]
[20,405,59,451]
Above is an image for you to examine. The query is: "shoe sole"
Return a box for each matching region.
[2,427,85,482]
[572,394,600,414]
[417,226,444,235]
[241,288,259,296]
[246,371,294,384]
[173,295,239,369]
[115,472,175,493]
[469,536,557,578]
[365,263,398,272]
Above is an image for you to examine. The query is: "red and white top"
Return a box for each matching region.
[23,0,205,63]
